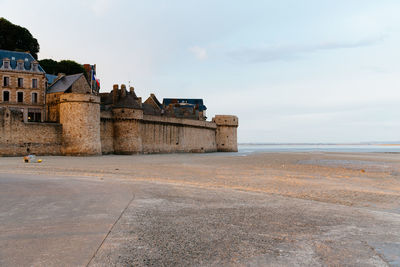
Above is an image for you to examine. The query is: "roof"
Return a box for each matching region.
[47,73,84,93]
[0,49,45,72]
[113,94,142,109]
[163,98,207,111]
[46,74,58,85]
[143,103,161,115]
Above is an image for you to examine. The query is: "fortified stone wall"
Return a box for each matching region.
[100,111,114,154]
[59,93,101,155]
[112,108,143,154]
[214,115,239,152]
[99,112,219,154]
[0,92,238,156]
[0,107,62,156]
[141,115,217,153]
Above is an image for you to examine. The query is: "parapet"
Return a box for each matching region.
[112,107,143,120]
[213,115,238,127]
[59,93,100,104]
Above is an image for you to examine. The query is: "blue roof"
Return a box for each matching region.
[46,74,58,85]
[0,49,45,73]
[163,98,207,111]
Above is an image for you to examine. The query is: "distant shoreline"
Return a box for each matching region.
[239,143,400,146]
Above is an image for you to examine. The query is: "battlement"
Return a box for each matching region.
[213,115,239,127]
[112,108,143,120]
[213,115,238,152]
[59,93,100,104]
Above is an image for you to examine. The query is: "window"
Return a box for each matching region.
[3,76,9,87]
[17,62,24,70]
[28,109,41,122]
[17,92,23,103]
[3,91,9,102]
[31,92,38,104]
[18,78,24,88]
[31,63,38,72]
[3,61,9,69]
[32,79,38,88]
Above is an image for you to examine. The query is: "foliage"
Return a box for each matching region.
[39,59,86,76]
[0,17,40,59]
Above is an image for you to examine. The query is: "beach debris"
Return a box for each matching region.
[23,155,42,163]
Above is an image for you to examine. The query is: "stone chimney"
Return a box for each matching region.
[113,84,119,104]
[121,84,127,98]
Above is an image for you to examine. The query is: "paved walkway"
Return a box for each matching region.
[0,173,134,266]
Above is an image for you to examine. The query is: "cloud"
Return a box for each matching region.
[228,35,385,63]
[189,46,208,60]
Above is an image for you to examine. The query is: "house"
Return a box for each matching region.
[46,73,92,122]
[0,49,46,122]
[162,98,207,120]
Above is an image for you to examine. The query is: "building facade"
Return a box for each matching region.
[0,50,46,122]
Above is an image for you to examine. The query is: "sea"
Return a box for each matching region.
[238,144,400,154]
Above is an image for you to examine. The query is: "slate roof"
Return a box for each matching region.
[0,49,45,72]
[46,74,58,85]
[163,98,207,111]
[47,73,84,93]
[143,103,162,115]
[113,94,142,109]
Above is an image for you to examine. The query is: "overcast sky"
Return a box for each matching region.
[2,0,400,143]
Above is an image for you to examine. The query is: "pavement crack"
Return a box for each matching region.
[86,191,135,267]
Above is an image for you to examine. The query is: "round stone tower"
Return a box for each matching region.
[59,93,101,155]
[213,115,239,152]
[113,107,143,154]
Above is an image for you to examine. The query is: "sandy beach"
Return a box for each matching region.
[1,152,400,266]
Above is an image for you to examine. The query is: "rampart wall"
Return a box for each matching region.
[141,115,217,153]
[99,112,218,154]
[0,93,238,156]
[0,108,62,156]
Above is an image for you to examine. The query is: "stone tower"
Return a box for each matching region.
[59,93,101,155]
[214,115,239,152]
[112,84,143,154]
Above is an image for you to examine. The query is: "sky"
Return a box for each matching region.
[2,0,400,143]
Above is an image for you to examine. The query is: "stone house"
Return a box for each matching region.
[162,98,207,120]
[46,73,92,122]
[0,50,46,122]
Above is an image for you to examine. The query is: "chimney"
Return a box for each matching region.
[112,84,119,104]
[130,86,134,94]
[121,84,127,98]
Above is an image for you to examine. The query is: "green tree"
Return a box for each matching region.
[39,59,86,76]
[38,59,59,74]
[0,17,40,59]
[58,60,86,75]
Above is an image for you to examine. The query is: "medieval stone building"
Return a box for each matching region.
[0,49,238,156]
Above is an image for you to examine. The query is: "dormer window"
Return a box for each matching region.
[31,61,39,72]
[3,59,10,69]
[17,60,24,70]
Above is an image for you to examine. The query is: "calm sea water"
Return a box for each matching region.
[238,144,400,154]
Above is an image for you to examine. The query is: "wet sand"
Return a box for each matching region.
[0,152,400,266]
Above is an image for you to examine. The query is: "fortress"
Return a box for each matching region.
[0,50,238,156]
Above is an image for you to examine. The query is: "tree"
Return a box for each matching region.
[38,59,59,74]
[0,17,40,59]
[39,59,86,76]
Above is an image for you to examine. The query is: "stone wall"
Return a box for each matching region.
[59,94,101,155]
[214,115,239,152]
[100,111,114,154]
[0,108,62,156]
[141,115,217,153]
[99,112,218,154]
